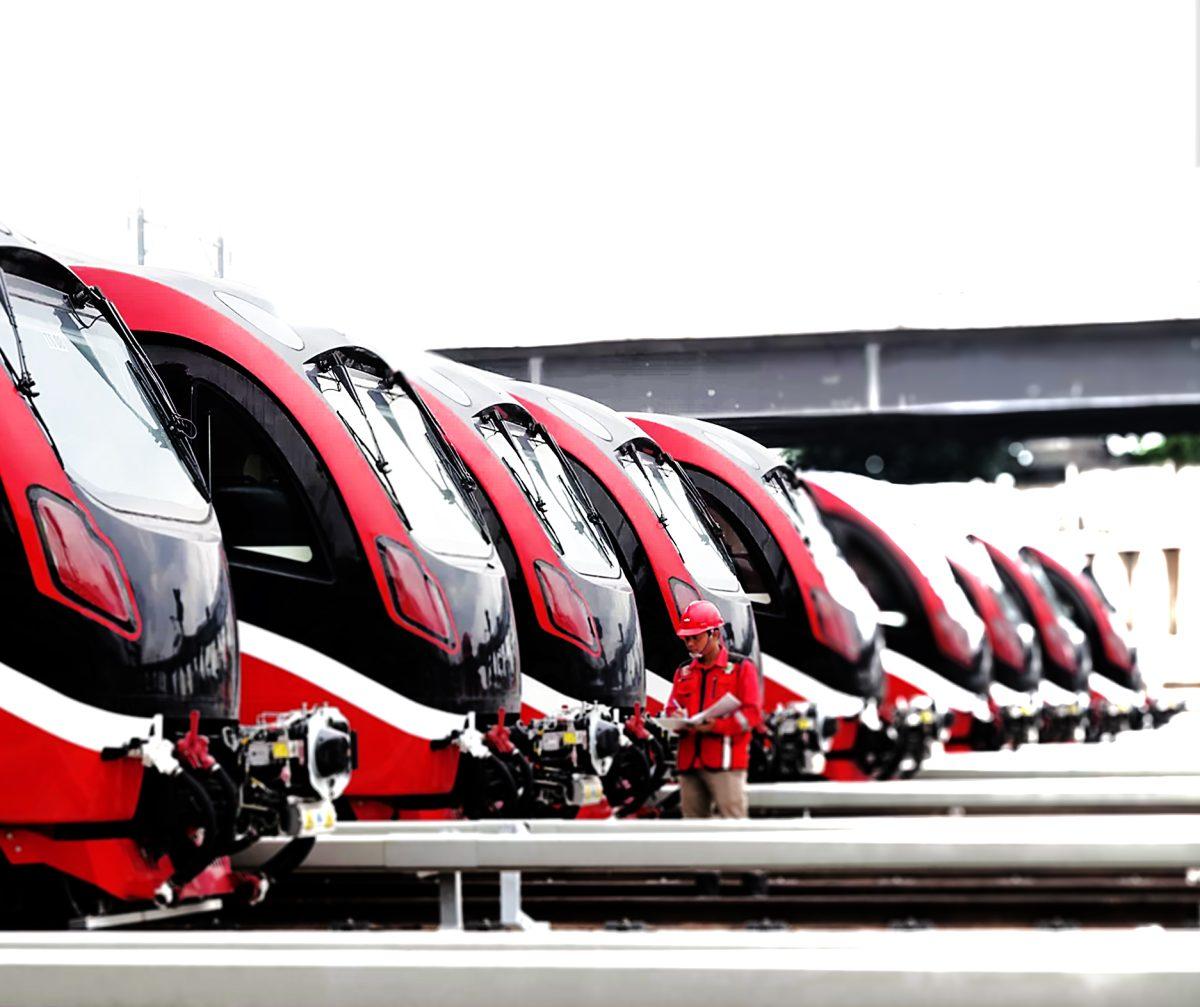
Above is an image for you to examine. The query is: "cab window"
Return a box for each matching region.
[198,389,323,570]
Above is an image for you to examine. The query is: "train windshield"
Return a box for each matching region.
[477,412,620,579]
[891,521,985,650]
[1021,552,1075,621]
[315,364,491,560]
[1081,566,1120,614]
[764,469,879,641]
[1,272,207,521]
[959,539,1026,628]
[618,442,741,593]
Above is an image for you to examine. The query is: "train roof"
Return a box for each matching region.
[510,380,658,453]
[627,412,790,477]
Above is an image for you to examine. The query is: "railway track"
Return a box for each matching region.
[220,867,1200,930]
[219,811,1200,932]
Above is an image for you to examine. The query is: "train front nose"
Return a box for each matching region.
[417,549,521,715]
[80,495,238,721]
[397,550,529,817]
[572,572,644,707]
[581,577,666,817]
[82,498,358,896]
[511,571,660,818]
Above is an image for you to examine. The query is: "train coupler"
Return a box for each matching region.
[750,702,828,781]
[856,697,941,779]
[512,704,627,816]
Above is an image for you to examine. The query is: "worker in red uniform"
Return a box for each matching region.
[666,600,763,818]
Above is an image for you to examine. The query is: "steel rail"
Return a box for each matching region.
[647,775,1200,814]
[742,774,1200,812]
[2,928,1199,1006]
[327,774,1200,834]
[245,867,1200,930]
[329,810,1200,836]
[238,813,1200,872]
[238,813,1200,929]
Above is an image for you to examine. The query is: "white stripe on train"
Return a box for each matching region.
[239,621,467,739]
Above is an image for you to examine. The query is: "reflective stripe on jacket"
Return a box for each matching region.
[667,645,763,772]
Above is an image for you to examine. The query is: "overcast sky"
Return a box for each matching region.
[3,1,1196,351]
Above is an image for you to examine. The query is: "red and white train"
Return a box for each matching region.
[2,238,350,921]
[72,264,524,820]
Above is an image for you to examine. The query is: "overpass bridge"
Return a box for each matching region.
[441,318,1200,448]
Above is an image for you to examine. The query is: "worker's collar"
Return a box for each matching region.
[692,642,729,670]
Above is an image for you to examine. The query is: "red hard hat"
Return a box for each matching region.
[676,599,724,637]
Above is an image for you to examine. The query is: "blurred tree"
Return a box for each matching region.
[783,437,1018,483]
[1124,433,1200,466]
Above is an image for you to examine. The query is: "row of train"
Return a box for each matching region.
[0,228,1182,923]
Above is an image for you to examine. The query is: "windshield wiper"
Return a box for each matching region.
[617,440,684,556]
[482,410,565,551]
[380,370,490,543]
[315,354,411,528]
[484,411,547,512]
[502,456,563,552]
[363,385,451,500]
[513,424,587,543]
[664,452,718,540]
[552,465,616,560]
[320,352,391,476]
[668,454,738,569]
[532,421,617,555]
[0,268,37,399]
[386,372,476,488]
[0,266,62,465]
[345,413,411,527]
[765,468,812,545]
[58,301,169,450]
[505,412,617,562]
[555,473,595,540]
[618,441,669,526]
[73,284,209,499]
[484,412,547,504]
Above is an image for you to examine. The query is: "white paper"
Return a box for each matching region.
[654,692,743,732]
[652,716,693,732]
[692,691,742,724]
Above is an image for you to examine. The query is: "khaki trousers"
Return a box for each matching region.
[679,769,748,819]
